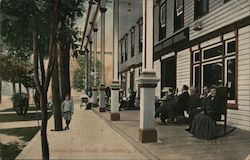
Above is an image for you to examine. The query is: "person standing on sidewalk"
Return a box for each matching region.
[61,94,74,130]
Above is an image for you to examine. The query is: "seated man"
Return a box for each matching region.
[185,86,202,131]
[119,88,136,110]
[159,85,190,124]
[155,88,175,118]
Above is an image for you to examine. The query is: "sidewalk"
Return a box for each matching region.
[93,108,250,160]
[16,102,146,160]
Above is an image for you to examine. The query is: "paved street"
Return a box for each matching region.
[16,102,146,160]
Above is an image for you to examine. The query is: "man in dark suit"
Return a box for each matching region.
[159,85,190,124]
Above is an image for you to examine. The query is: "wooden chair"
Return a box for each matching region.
[215,86,228,135]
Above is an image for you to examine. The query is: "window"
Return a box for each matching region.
[194,0,209,20]
[203,61,223,87]
[225,57,236,102]
[174,0,184,31]
[124,35,128,61]
[193,65,201,92]
[131,28,135,57]
[203,44,223,60]
[194,51,201,62]
[139,22,143,53]
[159,3,166,40]
[192,39,237,107]
[226,40,236,55]
[160,3,166,28]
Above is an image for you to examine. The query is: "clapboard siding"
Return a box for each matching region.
[227,25,250,130]
[176,49,191,92]
[190,0,250,40]
[154,60,161,98]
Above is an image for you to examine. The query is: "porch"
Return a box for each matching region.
[93,108,250,160]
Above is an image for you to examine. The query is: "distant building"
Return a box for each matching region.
[118,0,250,131]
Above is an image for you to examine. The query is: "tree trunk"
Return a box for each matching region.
[59,42,70,100]
[32,0,59,159]
[26,87,30,98]
[52,47,63,131]
[19,83,22,93]
[12,82,16,95]
[40,94,49,159]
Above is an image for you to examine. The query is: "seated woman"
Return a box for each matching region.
[190,85,220,140]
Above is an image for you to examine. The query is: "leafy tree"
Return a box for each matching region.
[1,0,85,159]
[72,56,101,91]
[72,56,86,91]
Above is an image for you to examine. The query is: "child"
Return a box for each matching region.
[61,94,74,130]
[86,94,93,110]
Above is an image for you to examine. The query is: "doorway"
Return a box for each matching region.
[161,56,176,96]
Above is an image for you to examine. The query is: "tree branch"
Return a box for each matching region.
[39,54,46,87]
[44,0,60,93]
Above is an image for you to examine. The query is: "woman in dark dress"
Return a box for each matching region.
[191,85,220,140]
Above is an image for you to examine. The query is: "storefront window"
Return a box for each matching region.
[192,37,237,107]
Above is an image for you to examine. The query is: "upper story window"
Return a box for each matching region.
[174,0,184,31]
[130,27,135,57]
[159,2,166,40]
[124,34,128,61]
[138,18,143,53]
[160,3,166,28]
[194,0,209,20]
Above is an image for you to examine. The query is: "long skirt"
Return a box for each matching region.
[63,111,72,120]
[191,113,217,140]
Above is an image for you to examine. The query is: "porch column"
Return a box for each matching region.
[92,26,98,106]
[99,7,107,112]
[110,0,120,121]
[85,47,89,94]
[136,0,160,143]
[88,37,93,88]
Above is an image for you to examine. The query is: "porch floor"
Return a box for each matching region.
[93,108,250,160]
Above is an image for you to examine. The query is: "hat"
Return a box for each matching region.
[162,87,169,93]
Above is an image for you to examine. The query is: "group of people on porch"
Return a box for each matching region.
[155,84,221,140]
